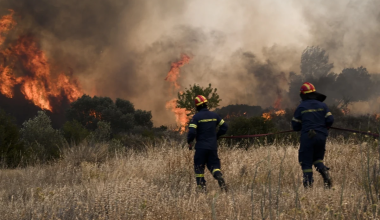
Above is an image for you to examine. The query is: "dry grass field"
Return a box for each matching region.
[0,138,379,219]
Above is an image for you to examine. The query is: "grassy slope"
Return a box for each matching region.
[0,140,378,219]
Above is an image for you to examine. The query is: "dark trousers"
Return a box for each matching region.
[299,133,327,183]
[194,149,222,185]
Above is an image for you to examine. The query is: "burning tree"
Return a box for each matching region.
[176,83,221,116]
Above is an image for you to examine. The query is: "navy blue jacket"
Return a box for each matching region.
[292,99,334,136]
[187,108,228,150]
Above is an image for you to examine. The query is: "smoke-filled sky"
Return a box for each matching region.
[1,0,380,126]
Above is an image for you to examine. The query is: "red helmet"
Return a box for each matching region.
[300,82,316,94]
[194,95,208,106]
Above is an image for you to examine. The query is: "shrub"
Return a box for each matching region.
[223,116,278,148]
[62,142,109,166]
[20,111,64,162]
[90,121,111,143]
[0,109,24,167]
[62,120,90,144]
[226,116,277,136]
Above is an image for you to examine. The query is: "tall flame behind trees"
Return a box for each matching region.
[164,54,191,132]
[164,54,190,90]
[0,10,82,112]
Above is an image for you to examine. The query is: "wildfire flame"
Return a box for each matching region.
[262,90,285,120]
[275,109,285,116]
[0,9,16,46]
[164,54,190,89]
[89,110,102,120]
[164,54,191,132]
[165,99,190,133]
[262,112,271,120]
[0,10,83,112]
[341,108,350,115]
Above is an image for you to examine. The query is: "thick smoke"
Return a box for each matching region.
[1,0,380,126]
[300,0,380,73]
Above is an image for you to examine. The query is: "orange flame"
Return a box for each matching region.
[0,10,83,111]
[262,112,272,120]
[0,65,19,98]
[89,110,102,120]
[275,110,285,116]
[164,54,190,89]
[341,108,350,115]
[262,90,285,120]
[0,10,18,98]
[0,9,16,46]
[164,54,191,132]
[165,99,190,133]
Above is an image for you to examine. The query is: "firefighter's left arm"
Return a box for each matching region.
[187,117,198,144]
[324,104,334,127]
[216,116,228,139]
[291,107,302,131]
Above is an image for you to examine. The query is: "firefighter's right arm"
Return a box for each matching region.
[216,117,228,139]
[291,107,302,131]
[324,105,334,127]
[187,117,198,144]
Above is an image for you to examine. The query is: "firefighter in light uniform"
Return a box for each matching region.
[292,82,334,188]
[187,95,228,192]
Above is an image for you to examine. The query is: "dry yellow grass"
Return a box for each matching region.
[0,139,379,219]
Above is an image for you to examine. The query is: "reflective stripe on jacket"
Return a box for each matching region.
[187,108,228,150]
[292,100,334,136]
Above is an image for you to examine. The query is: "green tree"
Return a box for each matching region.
[289,46,336,105]
[176,84,221,116]
[334,67,373,102]
[20,111,64,162]
[301,46,334,79]
[66,95,153,134]
[0,109,24,166]
[134,110,153,128]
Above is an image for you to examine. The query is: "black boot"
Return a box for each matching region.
[214,173,228,192]
[318,167,332,189]
[196,177,207,193]
[303,172,314,189]
[303,180,313,188]
[196,183,207,193]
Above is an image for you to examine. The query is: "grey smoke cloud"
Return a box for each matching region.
[1,0,379,126]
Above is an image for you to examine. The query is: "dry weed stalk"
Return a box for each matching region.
[0,139,379,219]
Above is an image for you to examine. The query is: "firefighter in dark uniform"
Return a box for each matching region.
[292,82,334,188]
[187,95,228,192]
